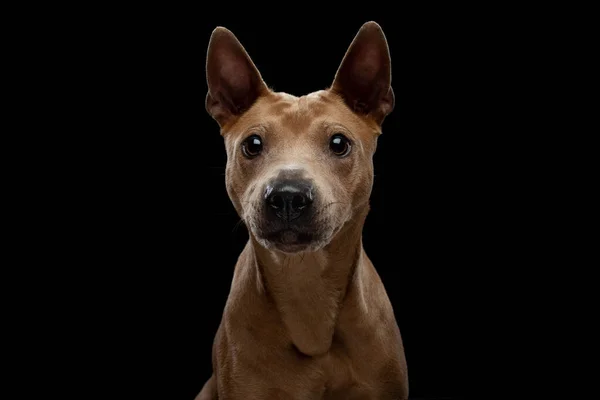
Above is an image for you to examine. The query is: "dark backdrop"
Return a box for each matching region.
[85,7,512,400]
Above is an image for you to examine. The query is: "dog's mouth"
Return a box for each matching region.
[261,229,318,253]
[245,197,346,254]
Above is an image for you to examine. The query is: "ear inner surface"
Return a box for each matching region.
[331,21,394,124]
[205,27,268,127]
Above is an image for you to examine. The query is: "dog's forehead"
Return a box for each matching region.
[224,90,379,139]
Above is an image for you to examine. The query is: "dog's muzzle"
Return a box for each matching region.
[252,177,326,253]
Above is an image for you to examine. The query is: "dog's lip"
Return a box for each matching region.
[271,242,312,254]
[264,229,314,245]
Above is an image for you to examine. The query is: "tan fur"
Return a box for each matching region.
[197,21,408,400]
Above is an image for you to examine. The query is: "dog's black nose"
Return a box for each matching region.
[265,180,313,221]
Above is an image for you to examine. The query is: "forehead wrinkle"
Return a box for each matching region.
[267,97,295,115]
[276,95,329,134]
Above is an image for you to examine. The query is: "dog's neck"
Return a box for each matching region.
[249,204,369,356]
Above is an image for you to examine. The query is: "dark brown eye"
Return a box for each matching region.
[242,134,263,158]
[329,134,351,157]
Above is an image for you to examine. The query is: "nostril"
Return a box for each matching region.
[268,194,284,210]
[291,194,307,210]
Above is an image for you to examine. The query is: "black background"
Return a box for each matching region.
[76,6,518,400]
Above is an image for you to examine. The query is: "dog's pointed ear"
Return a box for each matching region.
[330,21,394,125]
[205,27,269,128]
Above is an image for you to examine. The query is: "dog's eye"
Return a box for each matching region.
[329,134,351,157]
[241,134,263,158]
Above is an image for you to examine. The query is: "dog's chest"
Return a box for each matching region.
[320,349,359,386]
[307,348,380,399]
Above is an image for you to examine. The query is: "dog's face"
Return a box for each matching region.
[220,91,380,254]
[205,22,394,253]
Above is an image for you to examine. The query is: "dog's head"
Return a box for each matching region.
[205,22,394,254]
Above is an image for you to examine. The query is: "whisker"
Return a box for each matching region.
[232,218,245,233]
[314,201,347,217]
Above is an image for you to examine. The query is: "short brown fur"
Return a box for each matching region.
[197,21,407,400]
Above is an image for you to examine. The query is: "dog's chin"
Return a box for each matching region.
[254,229,331,254]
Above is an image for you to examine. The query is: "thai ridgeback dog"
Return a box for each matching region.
[197,21,408,400]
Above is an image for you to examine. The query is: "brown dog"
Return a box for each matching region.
[197,21,408,400]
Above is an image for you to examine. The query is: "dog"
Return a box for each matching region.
[197,21,408,400]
